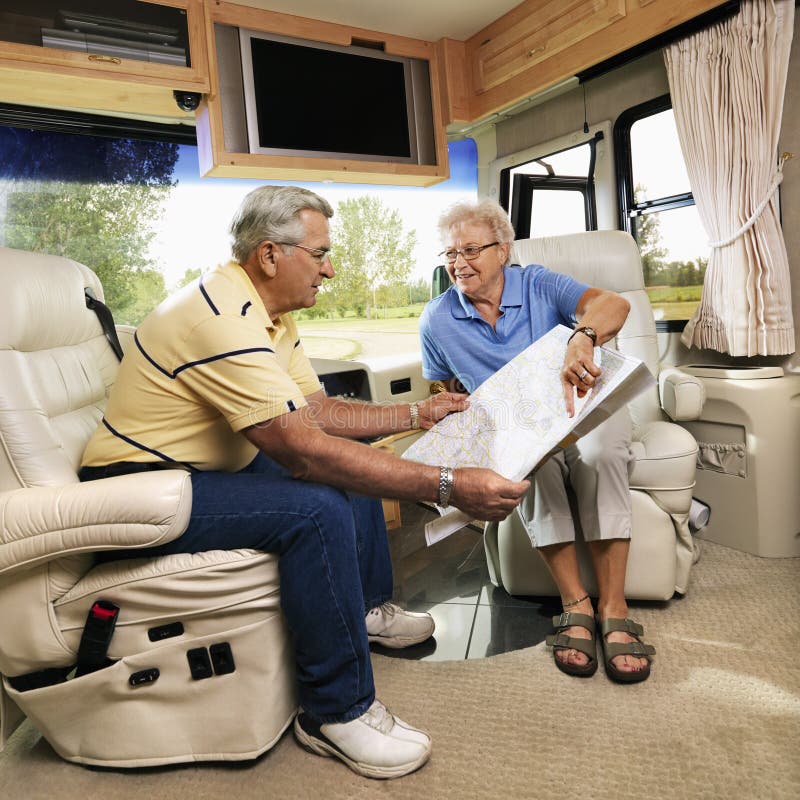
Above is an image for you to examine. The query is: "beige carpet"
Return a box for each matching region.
[2,540,799,800]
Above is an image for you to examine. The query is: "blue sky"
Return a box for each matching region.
[172,137,477,192]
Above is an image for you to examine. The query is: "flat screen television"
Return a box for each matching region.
[215,26,436,165]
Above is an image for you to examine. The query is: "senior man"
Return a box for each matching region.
[80,186,529,779]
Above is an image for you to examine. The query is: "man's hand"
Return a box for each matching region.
[416,391,470,429]
[450,468,530,521]
[560,335,601,418]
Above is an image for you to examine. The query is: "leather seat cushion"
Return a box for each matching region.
[54,549,281,658]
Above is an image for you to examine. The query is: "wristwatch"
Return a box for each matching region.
[568,326,597,346]
[438,466,454,508]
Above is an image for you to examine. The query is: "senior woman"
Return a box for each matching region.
[419,199,655,683]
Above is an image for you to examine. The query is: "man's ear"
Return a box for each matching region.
[257,240,279,278]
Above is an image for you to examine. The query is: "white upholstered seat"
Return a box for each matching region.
[484,231,703,601]
[0,247,295,767]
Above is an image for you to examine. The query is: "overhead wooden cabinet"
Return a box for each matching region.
[450,0,736,124]
[0,0,208,121]
[473,0,626,96]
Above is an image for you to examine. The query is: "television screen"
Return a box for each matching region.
[241,33,415,162]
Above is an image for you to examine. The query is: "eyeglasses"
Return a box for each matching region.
[438,242,499,264]
[276,242,332,264]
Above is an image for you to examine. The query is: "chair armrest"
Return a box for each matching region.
[0,470,192,576]
[659,368,706,421]
[630,421,698,491]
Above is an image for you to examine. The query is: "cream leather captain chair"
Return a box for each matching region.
[0,247,296,767]
[484,231,704,602]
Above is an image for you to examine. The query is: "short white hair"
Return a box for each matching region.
[437,198,515,246]
[229,186,333,263]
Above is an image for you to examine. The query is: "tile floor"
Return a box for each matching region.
[381,501,560,662]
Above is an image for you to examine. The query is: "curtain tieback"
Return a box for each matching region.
[708,152,793,249]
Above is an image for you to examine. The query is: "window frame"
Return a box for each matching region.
[0,102,197,145]
[499,134,603,240]
[509,174,596,239]
[489,121,616,230]
[614,94,698,332]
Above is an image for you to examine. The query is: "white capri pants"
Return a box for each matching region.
[518,408,634,549]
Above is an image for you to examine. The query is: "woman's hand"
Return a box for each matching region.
[560,336,600,417]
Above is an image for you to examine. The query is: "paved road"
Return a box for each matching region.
[300,330,422,361]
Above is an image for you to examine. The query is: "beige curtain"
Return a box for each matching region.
[664,0,795,356]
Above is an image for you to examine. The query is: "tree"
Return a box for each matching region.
[176,267,202,289]
[1,129,179,325]
[331,196,417,318]
[0,128,178,187]
[5,183,171,323]
[375,281,408,316]
[408,277,430,304]
[633,184,667,286]
[115,267,167,324]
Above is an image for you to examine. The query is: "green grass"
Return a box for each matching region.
[652,301,699,321]
[646,285,701,323]
[646,285,702,303]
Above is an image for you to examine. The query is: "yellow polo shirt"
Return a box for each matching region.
[82,261,321,472]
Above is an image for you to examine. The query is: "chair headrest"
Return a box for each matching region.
[510,231,645,293]
[0,247,105,352]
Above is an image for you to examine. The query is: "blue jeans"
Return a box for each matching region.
[81,453,393,723]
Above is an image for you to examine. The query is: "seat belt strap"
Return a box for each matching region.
[85,288,124,362]
[74,600,120,678]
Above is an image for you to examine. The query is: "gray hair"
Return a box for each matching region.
[437,198,516,247]
[229,186,334,263]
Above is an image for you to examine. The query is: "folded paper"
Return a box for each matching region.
[402,325,656,545]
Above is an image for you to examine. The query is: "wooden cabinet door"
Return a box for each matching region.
[0,0,208,116]
[473,0,626,95]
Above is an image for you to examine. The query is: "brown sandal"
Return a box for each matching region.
[598,617,656,684]
[545,612,598,678]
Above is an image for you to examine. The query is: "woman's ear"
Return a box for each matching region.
[499,241,511,264]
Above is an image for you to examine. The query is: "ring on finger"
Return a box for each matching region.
[578,368,589,382]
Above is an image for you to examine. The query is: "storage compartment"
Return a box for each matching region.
[0,0,207,120]
[678,367,800,557]
[5,616,296,767]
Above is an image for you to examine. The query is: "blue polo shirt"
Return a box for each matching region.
[420,264,588,393]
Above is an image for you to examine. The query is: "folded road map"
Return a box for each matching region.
[402,324,656,545]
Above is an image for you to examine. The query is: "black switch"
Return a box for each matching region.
[148,621,184,642]
[186,647,213,680]
[129,668,160,687]
[209,642,236,676]
[390,377,412,394]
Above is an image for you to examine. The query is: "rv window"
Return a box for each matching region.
[615,96,709,326]
[0,104,477,360]
[504,139,597,239]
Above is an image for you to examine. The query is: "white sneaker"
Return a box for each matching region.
[365,602,435,649]
[294,699,432,779]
